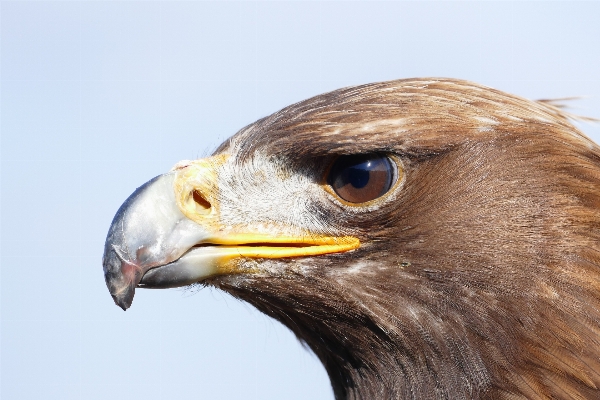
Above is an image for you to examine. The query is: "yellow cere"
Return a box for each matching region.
[173,154,228,224]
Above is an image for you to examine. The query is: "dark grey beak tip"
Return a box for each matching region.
[104,269,136,311]
[112,291,133,311]
[103,248,137,311]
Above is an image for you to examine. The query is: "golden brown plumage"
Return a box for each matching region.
[104,78,600,399]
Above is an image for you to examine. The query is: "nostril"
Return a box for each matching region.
[191,189,211,214]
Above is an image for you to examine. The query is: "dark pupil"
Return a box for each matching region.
[347,163,371,188]
[327,154,395,204]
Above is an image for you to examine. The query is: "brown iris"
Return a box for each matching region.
[327,154,397,204]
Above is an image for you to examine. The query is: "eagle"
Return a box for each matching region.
[103,78,600,399]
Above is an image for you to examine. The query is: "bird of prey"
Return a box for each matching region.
[103,78,600,399]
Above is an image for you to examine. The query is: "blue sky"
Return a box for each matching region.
[2,2,600,399]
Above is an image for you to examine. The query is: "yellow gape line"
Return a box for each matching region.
[206,234,360,259]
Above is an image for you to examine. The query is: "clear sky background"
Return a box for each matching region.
[2,2,600,399]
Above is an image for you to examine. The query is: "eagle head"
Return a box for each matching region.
[103,78,600,399]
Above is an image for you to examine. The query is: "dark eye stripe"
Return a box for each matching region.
[327,154,397,204]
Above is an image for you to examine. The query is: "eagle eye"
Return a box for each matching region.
[327,154,397,204]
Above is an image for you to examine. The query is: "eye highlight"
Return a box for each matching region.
[327,154,397,204]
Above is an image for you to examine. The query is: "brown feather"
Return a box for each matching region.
[210,78,600,399]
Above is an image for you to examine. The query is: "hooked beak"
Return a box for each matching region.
[102,172,213,310]
[102,158,360,310]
